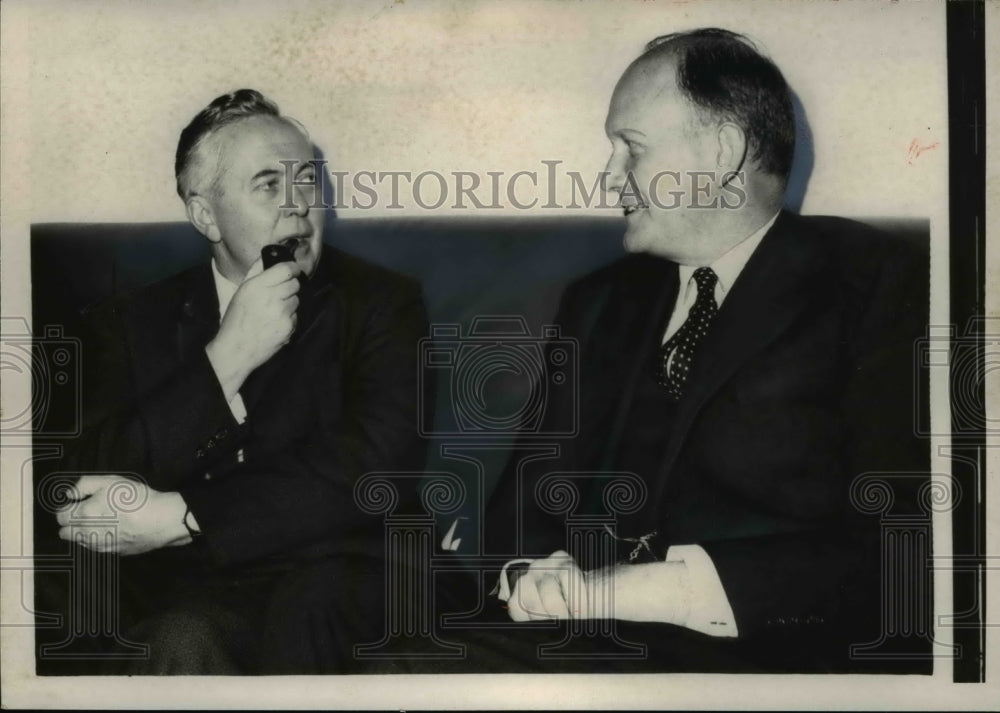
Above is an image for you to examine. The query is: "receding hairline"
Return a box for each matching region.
[183,114,311,200]
[608,50,709,136]
[624,29,796,179]
[619,49,685,102]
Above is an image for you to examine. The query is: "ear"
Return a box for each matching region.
[715,122,747,180]
[185,195,221,244]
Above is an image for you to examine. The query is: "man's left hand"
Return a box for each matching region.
[507,550,596,621]
[506,550,691,625]
[56,475,191,555]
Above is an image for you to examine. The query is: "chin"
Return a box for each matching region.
[297,243,322,275]
[622,227,653,255]
[298,257,318,277]
[624,228,689,264]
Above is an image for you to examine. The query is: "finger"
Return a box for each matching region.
[72,475,110,498]
[59,526,114,551]
[243,261,286,287]
[56,494,97,526]
[55,507,72,527]
[536,550,584,617]
[271,277,302,299]
[538,575,571,619]
[56,488,104,525]
[59,482,84,503]
[66,493,106,518]
[506,578,530,622]
[262,277,301,304]
[509,575,549,622]
[526,561,565,620]
[560,561,589,619]
[259,261,301,286]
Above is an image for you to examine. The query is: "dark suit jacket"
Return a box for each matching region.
[61,246,429,572]
[487,212,929,650]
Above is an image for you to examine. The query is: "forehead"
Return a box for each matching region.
[212,116,313,179]
[605,54,693,135]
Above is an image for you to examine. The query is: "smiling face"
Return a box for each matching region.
[604,55,724,264]
[192,115,324,281]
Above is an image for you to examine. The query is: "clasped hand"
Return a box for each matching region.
[505,550,690,625]
[56,475,189,555]
[506,550,613,622]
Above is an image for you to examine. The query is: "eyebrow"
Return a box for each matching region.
[250,168,282,182]
[250,162,316,184]
[605,125,647,140]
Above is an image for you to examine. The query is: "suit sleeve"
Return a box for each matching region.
[701,243,929,638]
[178,281,430,568]
[61,299,241,490]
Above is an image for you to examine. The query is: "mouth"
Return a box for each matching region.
[279,234,310,251]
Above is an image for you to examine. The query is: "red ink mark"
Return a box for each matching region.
[906,138,939,165]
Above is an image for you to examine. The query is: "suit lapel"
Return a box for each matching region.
[590,255,679,471]
[176,264,219,362]
[652,212,826,499]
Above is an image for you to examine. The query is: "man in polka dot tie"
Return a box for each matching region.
[655,266,718,399]
[493,28,930,672]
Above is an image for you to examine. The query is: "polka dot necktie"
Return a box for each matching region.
[655,267,718,400]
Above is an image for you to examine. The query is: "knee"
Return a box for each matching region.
[127,609,238,675]
[259,558,386,674]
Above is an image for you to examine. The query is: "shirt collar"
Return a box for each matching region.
[211,258,240,322]
[677,211,780,302]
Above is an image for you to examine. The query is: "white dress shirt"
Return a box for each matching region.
[658,211,779,638]
[210,259,248,426]
[663,213,779,344]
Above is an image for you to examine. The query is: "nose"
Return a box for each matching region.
[603,149,627,196]
[283,182,311,217]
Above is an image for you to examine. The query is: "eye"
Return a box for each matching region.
[257,178,280,193]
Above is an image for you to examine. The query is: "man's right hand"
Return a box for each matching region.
[205,260,303,401]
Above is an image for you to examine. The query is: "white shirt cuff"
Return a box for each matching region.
[666,544,738,638]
